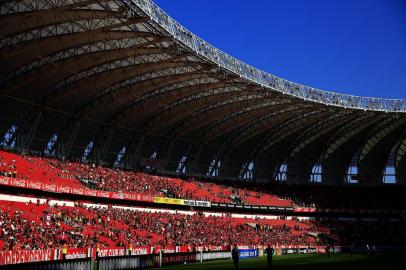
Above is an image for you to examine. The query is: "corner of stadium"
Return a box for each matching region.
[0,0,405,269]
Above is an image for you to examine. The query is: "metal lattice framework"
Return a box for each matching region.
[1,0,405,185]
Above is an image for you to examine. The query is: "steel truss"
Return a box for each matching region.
[1,0,406,184]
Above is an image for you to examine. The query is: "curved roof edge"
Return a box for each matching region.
[122,0,405,113]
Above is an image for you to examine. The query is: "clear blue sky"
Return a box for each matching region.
[154,0,406,99]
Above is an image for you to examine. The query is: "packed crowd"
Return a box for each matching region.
[2,149,406,254]
[0,200,319,251]
[0,150,292,207]
[2,150,406,211]
[2,199,405,252]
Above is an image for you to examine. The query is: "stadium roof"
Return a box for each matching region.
[1,0,406,184]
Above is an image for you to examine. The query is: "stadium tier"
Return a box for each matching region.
[3,150,406,213]
[0,200,320,251]
[0,197,405,253]
[0,150,293,207]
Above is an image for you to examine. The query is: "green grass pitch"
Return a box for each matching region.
[152,253,404,270]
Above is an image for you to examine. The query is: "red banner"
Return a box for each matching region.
[57,185,72,194]
[0,247,153,265]
[0,177,155,204]
[123,192,155,203]
[110,192,124,200]
[97,248,126,258]
[178,246,189,253]
[163,246,176,253]
[294,207,317,213]
[97,190,111,198]
[132,247,151,255]
[84,189,98,197]
[0,177,11,185]
[71,187,85,196]
[42,184,57,193]
[27,181,42,190]
[12,179,27,188]
[0,249,57,265]
[65,248,90,260]
[95,247,150,258]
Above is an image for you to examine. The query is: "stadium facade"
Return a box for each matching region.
[1,0,406,185]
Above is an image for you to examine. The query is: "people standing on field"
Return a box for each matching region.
[326,244,331,259]
[350,242,355,258]
[265,244,275,269]
[231,245,240,269]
